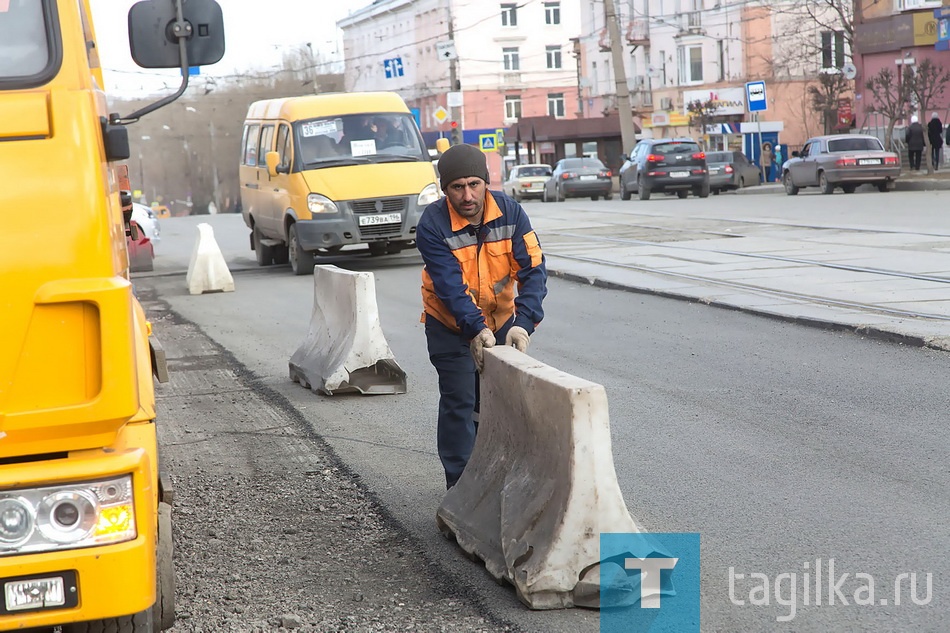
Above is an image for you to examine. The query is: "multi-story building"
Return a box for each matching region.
[853,0,950,139]
[338,0,582,181]
[579,0,855,163]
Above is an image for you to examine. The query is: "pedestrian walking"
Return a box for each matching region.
[928,112,943,171]
[905,115,925,171]
[761,142,773,183]
[774,145,784,182]
[416,144,548,489]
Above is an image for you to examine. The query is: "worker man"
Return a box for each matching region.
[416,144,548,489]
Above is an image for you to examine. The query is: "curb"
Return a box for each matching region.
[737,179,950,195]
[546,267,945,351]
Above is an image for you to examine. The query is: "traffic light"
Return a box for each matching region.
[450,121,461,146]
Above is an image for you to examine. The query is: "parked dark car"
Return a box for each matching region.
[541,157,613,202]
[619,138,709,200]
[781,134,901,195]
[706,151,761,194]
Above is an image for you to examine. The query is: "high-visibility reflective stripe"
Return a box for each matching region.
[485,224,516,242]
[445,233,477,250]
[493,275,510,294]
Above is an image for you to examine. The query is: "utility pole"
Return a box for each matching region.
[572,37,584,118]
[604,0,637,153]
[447,2,461,145]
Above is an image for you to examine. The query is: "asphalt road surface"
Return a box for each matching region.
[140,195,949,632]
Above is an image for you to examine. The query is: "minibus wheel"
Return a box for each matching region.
[289,224,315,275]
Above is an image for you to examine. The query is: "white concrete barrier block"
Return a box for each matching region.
[289,265,407,395]
[186,223,234,295]
[437,346,659,609]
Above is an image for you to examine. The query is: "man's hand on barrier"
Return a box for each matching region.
[505,326,530,353]
[470,328,496,372]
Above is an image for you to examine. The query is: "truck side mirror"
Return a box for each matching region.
[265,151,280,178]
[435,137,450,154]
[128,0,225,68]
[791,151,800,158]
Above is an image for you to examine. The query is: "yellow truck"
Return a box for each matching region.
[0,1,223,630]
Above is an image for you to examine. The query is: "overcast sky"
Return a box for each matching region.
[90,0,371,95]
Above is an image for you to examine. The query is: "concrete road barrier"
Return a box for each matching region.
[437,346,669,609]
[186,223,234,295]
[289,265,407,395]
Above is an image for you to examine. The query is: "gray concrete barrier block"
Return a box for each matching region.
[436,346,664,609]
[289,265,407,395]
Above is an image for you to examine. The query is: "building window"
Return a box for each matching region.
[677,45,703,84]
[505,95,522,120]
[501,3,517,27]
[546,45,562,69]
[821,30,845,69]
[544,1,561,25]
[503,47,520,70]
[547,93,565,117]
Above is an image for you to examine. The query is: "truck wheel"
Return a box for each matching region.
[288,224,315,275]
[252,226,274,266]
[62,609,154,633]
[154,502,175,631]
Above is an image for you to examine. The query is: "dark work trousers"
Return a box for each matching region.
[932,145,941,170]
[909,149,923,171]
[425,314,513,489]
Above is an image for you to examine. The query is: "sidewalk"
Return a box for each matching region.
[738,169,950,195]
[529,200,950,352]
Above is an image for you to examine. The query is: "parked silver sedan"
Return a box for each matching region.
[781,134,901,195]
[502,163,551,202]
[706,151,761,194]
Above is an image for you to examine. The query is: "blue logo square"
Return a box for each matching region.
[600,532,700,633]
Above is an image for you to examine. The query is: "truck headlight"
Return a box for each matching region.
[307,193,338,214]
[0,498,34,547]
[417,183,441,207]
[0,475,136,556]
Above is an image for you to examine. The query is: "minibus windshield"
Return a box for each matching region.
[295,112,428,168]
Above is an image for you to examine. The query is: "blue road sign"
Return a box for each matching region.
[383,57,405,79]
[746,81,767,112]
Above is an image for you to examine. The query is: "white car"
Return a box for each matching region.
[131,203,160,244]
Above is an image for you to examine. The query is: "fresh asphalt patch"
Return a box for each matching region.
[138,286,517,632]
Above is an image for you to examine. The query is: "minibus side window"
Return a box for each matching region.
[257,125,275,168]
[243,124,260,166]
[276,123,292,171]
[0,0,51,78]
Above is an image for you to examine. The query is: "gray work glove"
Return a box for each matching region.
[470,327,496,372]
[505,326,530,353]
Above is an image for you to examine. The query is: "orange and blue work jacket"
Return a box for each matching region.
[417,191,547,341]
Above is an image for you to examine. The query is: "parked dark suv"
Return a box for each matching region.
[619,138,710,200]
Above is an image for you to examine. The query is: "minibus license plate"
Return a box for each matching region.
[359,213,401,226]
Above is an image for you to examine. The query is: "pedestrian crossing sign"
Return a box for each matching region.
[479,134,496,152]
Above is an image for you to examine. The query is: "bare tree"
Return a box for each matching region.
[864,66,914,151]
[686,98,718,145]
[906,58,950,174]
[808,71,851,135]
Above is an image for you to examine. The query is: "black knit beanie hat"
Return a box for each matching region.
[438,143,490,191]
